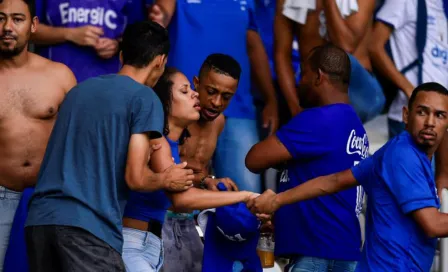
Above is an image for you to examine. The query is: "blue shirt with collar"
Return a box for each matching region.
[352,131,439,271]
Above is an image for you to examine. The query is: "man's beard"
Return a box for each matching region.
[0,44,27,59]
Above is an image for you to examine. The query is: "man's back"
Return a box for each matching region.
[26,74,164,253]
[352,132,439,271]
[274,104,367,260]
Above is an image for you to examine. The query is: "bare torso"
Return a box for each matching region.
[296,0,373,71]
[0,53,74,191]
[179,114,225,181]
[169,115,224,213]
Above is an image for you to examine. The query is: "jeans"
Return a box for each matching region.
[122,227,164,272]
[26,225,125,272]
[3,188,34,272]
[213,117,261,193]
[287,256,357,272]
[348,54,385,123]
[0,186,21,272]
[162,213,203,272]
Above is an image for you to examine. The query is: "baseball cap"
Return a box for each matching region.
[201,182,262,272]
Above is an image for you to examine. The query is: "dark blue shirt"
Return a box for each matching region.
[123,137,179,223]
[351,132,439,271]
[26,74,164,254]
[166,0,258,119]
[275,104,367,260]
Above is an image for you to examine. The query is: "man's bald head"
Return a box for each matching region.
[307,43,351,88]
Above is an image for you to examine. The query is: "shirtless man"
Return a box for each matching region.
[162,53,241,272]
[179,53,240,191]
[0,0,76,269]
[275,0,383,122]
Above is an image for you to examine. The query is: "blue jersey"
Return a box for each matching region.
[275,104,367,261]
[35,0,146,82]
[166,0,258,119]
[352,132,439,271]
[124,137,179,223]
[26,75,164,254]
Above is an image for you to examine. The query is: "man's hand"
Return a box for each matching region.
[66,26,104,47]
[247,189,280,214]
[262,101,279,135]
[204,177,239,191]
[95,38,119,59]
[163,162,195,192]
[149,4,167,27]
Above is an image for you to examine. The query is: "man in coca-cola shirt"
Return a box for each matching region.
[245,44,369,271]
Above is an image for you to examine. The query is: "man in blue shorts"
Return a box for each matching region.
[249,82,448,271]
[245,44,367,271]
[24,21,195,272]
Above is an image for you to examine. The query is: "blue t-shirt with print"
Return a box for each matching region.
[35,0,147,82]
[351,131,439,272]
[275,103,367,261]
[26,74,164,254]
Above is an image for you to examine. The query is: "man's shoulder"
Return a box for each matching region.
[213,114,226,133]
[30,53,77,92]
[383,135,421,166]
[30,53,70,75]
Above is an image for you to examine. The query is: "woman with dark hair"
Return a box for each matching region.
[122,68,258,272]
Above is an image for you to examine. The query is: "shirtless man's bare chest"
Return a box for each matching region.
[179,114,225,181]
[296,0,373,70]
[0,54,76,191]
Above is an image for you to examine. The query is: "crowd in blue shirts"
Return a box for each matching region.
[1,0,448,272]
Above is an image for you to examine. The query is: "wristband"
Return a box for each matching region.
[200,175,215,189]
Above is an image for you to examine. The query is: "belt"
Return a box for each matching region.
[166,210,195,220]
[122,217,163,238]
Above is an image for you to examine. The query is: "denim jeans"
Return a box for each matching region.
[287,256,357,272]
[122,227,164,272]
[162,213,203,272]
[213,117,261,193]
[0,186,21,272]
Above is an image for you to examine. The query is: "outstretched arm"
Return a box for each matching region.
[248,169,358,214]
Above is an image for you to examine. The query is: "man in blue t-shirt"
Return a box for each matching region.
[32,0,147,82]
[250,82,448,271]
[148,0,279,193]
[245,44,367,271]
[25,21,195,272]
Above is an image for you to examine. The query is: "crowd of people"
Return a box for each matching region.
[0,0,447,272]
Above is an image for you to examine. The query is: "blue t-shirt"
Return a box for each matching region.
[166,0,258,119]
[253,0,300,81]
[26,74,164,254]
[35,0,147,82]
[351,131,439,271]
[275,104,367,261]
[123,137,179,223]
